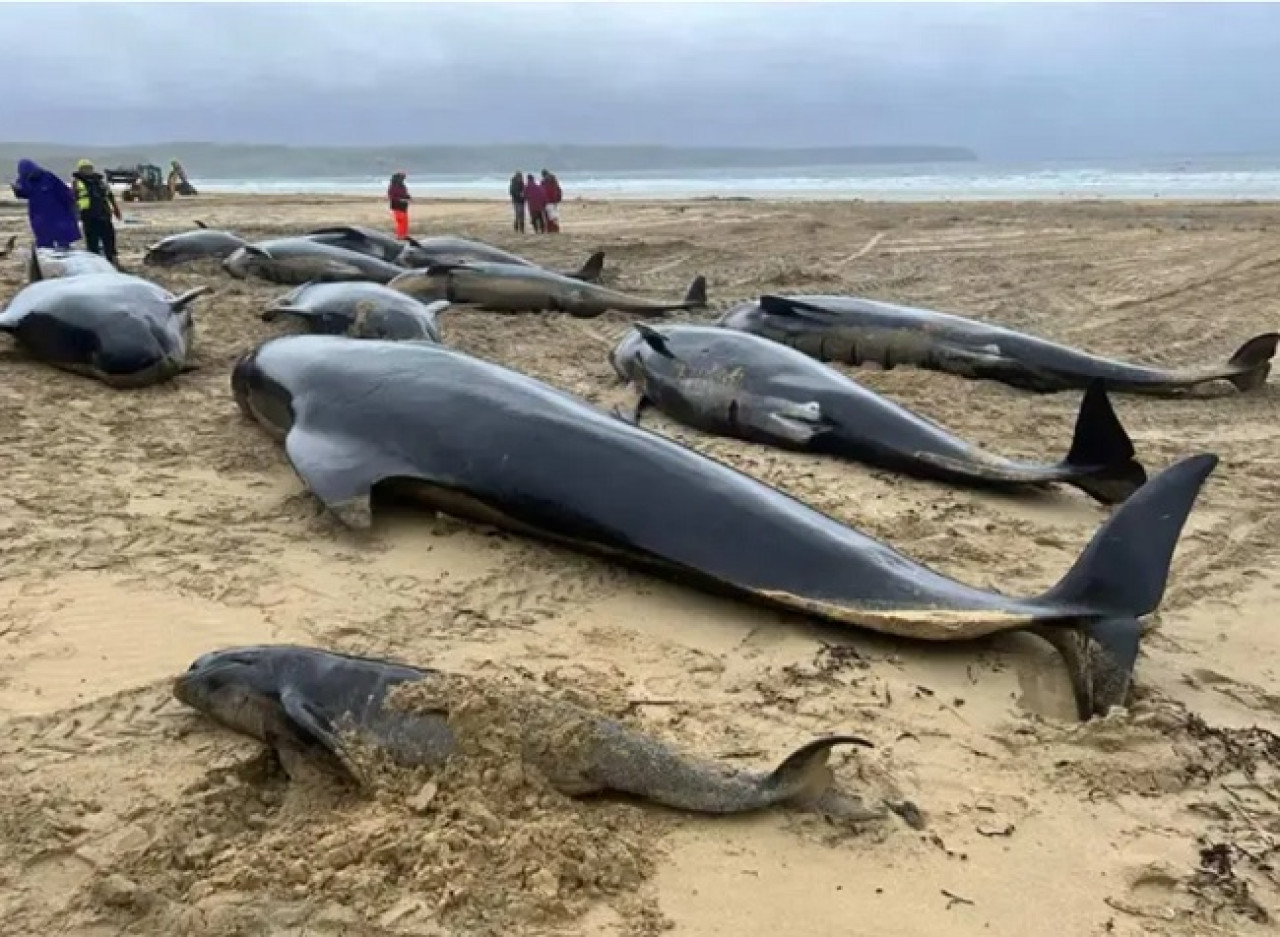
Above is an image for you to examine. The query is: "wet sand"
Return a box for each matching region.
[0,193,1277,936]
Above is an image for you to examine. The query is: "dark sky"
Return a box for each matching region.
[5,2,1279,160]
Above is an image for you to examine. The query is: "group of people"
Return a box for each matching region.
[509,170,563,234]
[384,168,566,240]
[9,158,124,267]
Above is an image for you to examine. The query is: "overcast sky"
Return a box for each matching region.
[4,2,1278,160]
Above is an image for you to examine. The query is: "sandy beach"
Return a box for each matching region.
[0,193,1276,937]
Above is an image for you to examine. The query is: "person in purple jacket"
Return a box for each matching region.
[10,159,81,249]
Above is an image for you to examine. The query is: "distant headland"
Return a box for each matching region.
[0,143,979,179]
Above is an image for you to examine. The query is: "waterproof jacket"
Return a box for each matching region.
[388,174,410,212]
[72,169,119,222]
[11,159,81,247]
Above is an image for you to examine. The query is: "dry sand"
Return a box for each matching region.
[0,193,1277,937]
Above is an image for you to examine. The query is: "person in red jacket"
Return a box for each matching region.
[540,169,563,233]
[387,171,411,239]
[524,173,546,234]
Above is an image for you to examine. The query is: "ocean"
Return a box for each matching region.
[194,155,1280,201]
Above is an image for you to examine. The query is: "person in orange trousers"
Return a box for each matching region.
[387,171,411,239]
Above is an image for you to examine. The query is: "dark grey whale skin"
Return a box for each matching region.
[230,333,1219,721]
[261,281,446,343]
[0,272,209,388]
[718,294,1278,396]
[223,238,408,286]
[173,644,878,818]
[609,323,1148,505]
[143,221,249,267]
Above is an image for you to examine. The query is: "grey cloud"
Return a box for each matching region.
[4,2,1280,159]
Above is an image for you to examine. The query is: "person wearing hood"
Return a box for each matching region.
[524,173,546,234]
[387,171,411,239]
[540,169,563,234]
[10,159,81,249]
[71,159,122,267]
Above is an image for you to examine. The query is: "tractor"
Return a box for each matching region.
[106,161,199,202]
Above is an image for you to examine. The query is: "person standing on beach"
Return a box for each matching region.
[388,171,411,239]
[540,169,563,233]
[10,158,81,249]
[71,159,122,267]
[509,171,526,232]
[524,173,546,234]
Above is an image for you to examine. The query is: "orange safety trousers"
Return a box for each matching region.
[392,209,409,239]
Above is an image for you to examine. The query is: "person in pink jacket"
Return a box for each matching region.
[524,173,546,234]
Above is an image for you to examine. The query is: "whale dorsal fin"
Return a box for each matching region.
[758,295,839,319]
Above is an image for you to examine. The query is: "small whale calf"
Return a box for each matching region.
[175,644,883,821]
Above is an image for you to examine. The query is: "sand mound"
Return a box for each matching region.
[65,673,669,937]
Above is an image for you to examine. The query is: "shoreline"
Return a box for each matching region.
[45,191,1280,210]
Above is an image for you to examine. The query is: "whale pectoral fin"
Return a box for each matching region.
[633,323,677,360]
[284,425,380,529]
[324,260,366,278]
[171,285,213,310]
[278,687,366,785]
[734,395,830,446]
[611,392,651,426]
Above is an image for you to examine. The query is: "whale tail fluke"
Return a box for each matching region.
[1034,452,1218,717]
[1225,332,1278,392]
[1060,379,1148,504]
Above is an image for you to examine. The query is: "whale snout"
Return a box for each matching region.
[609,331,643,382]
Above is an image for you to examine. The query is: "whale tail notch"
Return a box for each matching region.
[1059,379,1148,504]
[1225,332,1278,392]
[1034,452,1218,717]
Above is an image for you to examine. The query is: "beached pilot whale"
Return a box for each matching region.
[388,262,706,318]
[231,334,1220,721]
[396,235,607,283]
[718,294,1278,396]
[609,323,1148,505]
[261,281,446,343]
[174,644,884,821]
[143,220,249,267]
[305,225,410,265]
[223,238,407,285]
[0,272,210,387]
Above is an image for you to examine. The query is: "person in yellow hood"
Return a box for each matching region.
[71,159,123,267]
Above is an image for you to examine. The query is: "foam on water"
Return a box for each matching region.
[195,157,1280,201]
